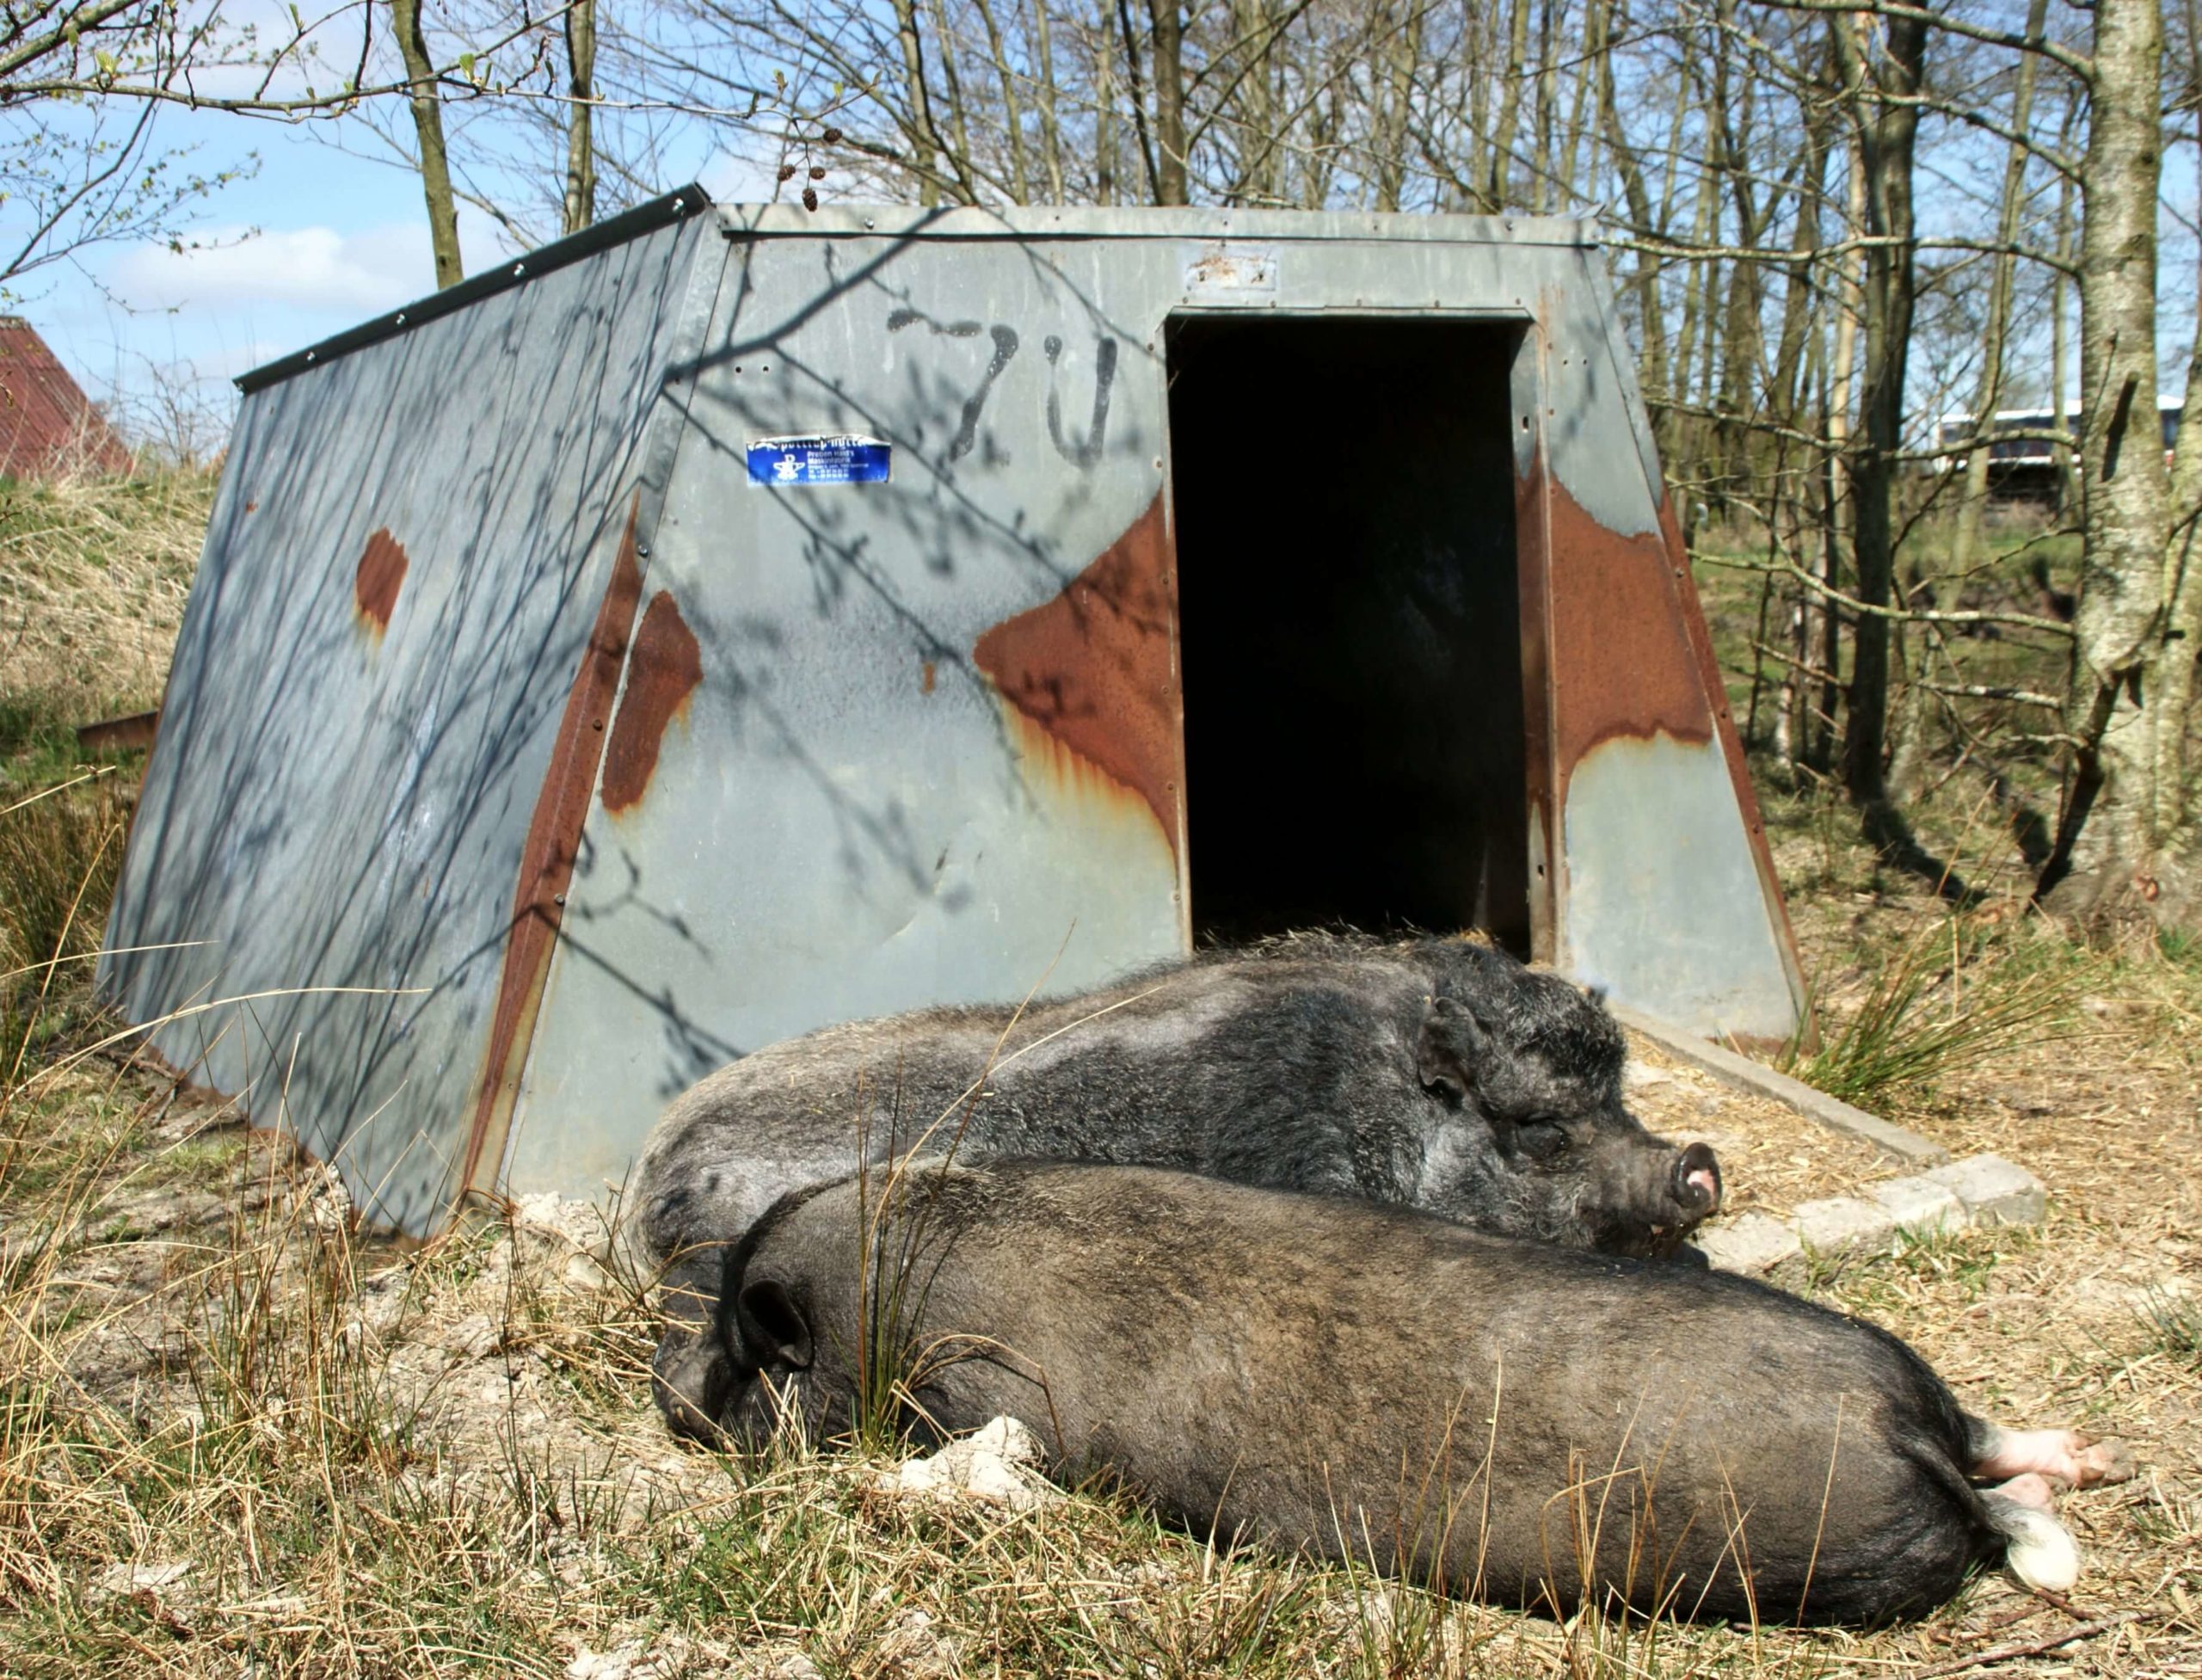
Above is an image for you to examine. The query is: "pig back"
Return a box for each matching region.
[849,1165,1988,1622]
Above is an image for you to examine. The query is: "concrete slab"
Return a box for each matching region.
[1926,1154,2047,1227]
[1696,1212,1804,1277]
[1870,1174,1967,1237]
[1793,1196,1900,1256]
[1610,1005,1949,1166]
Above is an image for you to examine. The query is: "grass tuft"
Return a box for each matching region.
[1785,913,2083,1112]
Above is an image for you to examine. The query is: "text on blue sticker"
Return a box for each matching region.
[747,434,892,486]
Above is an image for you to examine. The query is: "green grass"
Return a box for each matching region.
[1782,913,2084,1112]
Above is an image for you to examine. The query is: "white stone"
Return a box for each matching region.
[883,1415,1056,1512]
[90,1560,194,1602]
[1869,1174,1967,1237]
[1925,1154,2047,1227]
[1694,1212,1802,1276]
[1793,1196,1899,1255]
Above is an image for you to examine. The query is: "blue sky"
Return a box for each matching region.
[28,111,489,414]
[17,90,781,433]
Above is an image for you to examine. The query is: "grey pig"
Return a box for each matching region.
[717,1160,2133,1625]
[636,933,1721,1436]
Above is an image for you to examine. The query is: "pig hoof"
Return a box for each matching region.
[2075,1438,2136,1488]
[1986,1494,2082,1595]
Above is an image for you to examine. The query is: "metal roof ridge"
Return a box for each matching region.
[236,184,712,395]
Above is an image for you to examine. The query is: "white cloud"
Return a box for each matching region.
[109,222,434,317]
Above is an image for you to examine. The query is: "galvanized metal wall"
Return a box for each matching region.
[106,201,1806,1236]
[495,206,1807,1211]
[101,204,719,1234]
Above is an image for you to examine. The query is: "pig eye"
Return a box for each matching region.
[1514,1118,1569,1161]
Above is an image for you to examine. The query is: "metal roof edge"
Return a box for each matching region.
[713,201,1600,248]
[236,185,713,395]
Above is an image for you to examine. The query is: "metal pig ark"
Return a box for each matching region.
[100,193,1808,1238]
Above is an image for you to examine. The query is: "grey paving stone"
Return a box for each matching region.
[1793,1196,1899,1255]
[1695,1212,1803,1276]
[1924,1154,2047,1227]
[1869,1174,1967,1237]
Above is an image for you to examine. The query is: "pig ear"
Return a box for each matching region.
[1417,995,1493,1102]
[734,1278,815,1371]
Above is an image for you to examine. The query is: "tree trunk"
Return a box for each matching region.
[1033,0,1065,200]
[2041,0,2200,926]
[892,0,942,206]
[561,0,598,236]
[1150,1,1189,205]
[1833,8,1925,809]
[1943,0,2050,588]
[391,0,463,287]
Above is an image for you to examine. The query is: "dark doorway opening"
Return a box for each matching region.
[1166,315,1529,953]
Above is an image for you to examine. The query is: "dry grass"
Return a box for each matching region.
[0,864,2193,1677]
[0,469,210,736]
[0,478,2195,1675]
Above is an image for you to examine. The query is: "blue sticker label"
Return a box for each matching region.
[746,434,892,486]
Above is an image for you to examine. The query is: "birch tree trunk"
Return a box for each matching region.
[560,0,598,236]
[2041,0,2201,926]
[391,0,463,287]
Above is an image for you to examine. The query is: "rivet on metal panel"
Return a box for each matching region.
[554,894,566,906]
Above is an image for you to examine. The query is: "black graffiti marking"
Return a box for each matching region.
[949,325,1019,461]
[888,307,983,338]
[1044,333,1118,470]
[887,309,1018,463]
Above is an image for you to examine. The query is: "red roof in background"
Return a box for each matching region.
[0,317,133,480]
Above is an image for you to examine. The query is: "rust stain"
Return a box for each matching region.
[601,590,702,813]
[458,497,649,1208]
[971,495,1184,849]
[920,659,937,695]
[1658,492,1814,1040]
[244,499,258,514]
[354,528,409,634]
[75,708,160,754]
[1543,475,1713,778]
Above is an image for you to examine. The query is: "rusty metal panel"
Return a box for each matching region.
[99,194,721,1235]
[101,200,1810,1231]
[500,225,1197,1203]
[1533,267,1809,1042]
[495,209,1807,1208]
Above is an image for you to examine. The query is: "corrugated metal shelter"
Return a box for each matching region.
[0,317,132,480]
[101,191,1810,1238]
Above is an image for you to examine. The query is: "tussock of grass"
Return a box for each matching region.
[1786,914,2087,1113]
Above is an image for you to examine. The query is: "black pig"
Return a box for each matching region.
[718,1161,2132,1625]
[636,934,1720,1436]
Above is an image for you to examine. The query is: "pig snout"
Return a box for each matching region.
[1674,1142,1721,1219]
